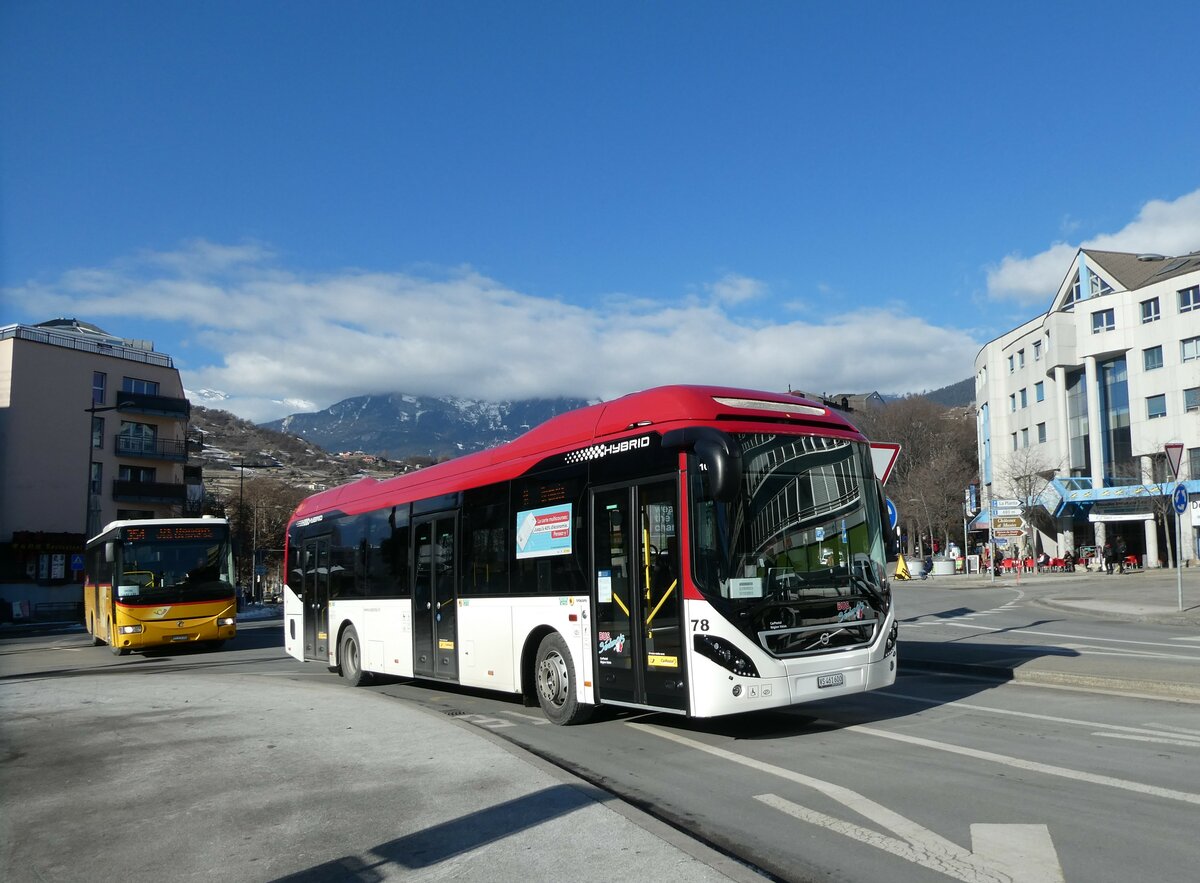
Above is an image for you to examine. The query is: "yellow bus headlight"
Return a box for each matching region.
[217,617,235,627]
[118,624,144,634]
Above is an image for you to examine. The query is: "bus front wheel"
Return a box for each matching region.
[339,626,372,687]
[534,632,593,725]
[109,622,130,657]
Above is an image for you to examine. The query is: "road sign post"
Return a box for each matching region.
[1174,482,1189,612]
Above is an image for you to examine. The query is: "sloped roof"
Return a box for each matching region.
[1083,249,1200,291]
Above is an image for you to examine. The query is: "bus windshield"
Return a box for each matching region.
[690,433,890,658]
[116,526,235,605]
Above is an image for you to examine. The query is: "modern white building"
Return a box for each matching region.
[973,249,1200,566]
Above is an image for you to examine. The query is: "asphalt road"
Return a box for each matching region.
[4,581,1199,882]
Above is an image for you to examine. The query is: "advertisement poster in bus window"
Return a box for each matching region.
[515,503,573,559]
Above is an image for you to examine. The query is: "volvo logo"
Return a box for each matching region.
[819,632,832,645]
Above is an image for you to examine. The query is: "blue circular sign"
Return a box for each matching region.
[885,498,898,530]
[1174,483,1189,514]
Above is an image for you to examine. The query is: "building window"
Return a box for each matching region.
[1035,381,1044,402]
[122,377,160,396]
[119,465,157,483]
[1180,285,1199,314]
[1011,433,1018,451]
[1089,268,1113,297]
[1033,340,1042,360]
[1037,422,1047,444]
[118,421,158,456]
[1185,387,1200,413]
[1009,393,1016,412]
[91,416,104,449]
[1018,349,1025,368]
[1189,447,1200,481]
[90,462,102,495]
[1008,355,1015,374]
[1140,297,1160,323]
[1183,336,1200,362]
[1146,394,1167,420]
[1092,308,1115,333]
[1019,388,1028,408]
[92,372,106,405]
[1021,428,1029,447]
[1143,345,1164,371]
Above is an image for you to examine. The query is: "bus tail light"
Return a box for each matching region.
[694,634,760,678]
[118,624,144,634]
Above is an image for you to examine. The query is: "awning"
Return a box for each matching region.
[967,510,989,530]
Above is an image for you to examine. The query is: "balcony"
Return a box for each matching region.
[112,480,189,504]
[114,392,190,419]
[114,435,189,462]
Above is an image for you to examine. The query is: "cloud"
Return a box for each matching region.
[986,188,1200,306]
[5,239,980,423]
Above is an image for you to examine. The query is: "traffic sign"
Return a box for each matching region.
[992,516,1025,530]
[1175,483,1190,514]
[885,498,898,531]
[993,507,1023,516]
[993,528,1024,538]
[991,498,1021,509]
[1165,443,1184,479]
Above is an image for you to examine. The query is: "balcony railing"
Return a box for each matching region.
[114,392,190,419]
[112,480,189,504]
[114,435,189,461]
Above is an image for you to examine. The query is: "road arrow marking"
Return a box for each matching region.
[634,723,1064,882]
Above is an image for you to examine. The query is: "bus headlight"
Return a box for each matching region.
[118,624,144,634]
[694,634,760,678]
[217,617,235,627]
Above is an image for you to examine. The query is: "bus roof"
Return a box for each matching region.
[290,385,866,522]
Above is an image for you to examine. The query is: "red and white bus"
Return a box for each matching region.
[283,385,898,724]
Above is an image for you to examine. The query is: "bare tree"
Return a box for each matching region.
[992,444,1060,558]
[215,477,309,593]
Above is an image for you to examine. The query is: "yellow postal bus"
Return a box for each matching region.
[84,518,238,654]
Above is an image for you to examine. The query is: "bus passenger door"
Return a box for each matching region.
[413,514,458,681]
[591,479,686,712]
[302,536,331,662]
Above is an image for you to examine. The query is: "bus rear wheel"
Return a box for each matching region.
[89,616,104,647]
[534,632,593,725]
[339,626,372,687]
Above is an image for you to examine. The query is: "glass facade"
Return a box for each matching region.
[1098,357,1133,481]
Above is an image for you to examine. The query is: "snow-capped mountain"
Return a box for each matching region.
[263,392,593,459]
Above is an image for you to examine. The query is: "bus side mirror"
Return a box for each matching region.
[663,427,742,503]
[104,542,115,564]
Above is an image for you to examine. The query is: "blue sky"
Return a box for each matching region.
[3,1,1199,422]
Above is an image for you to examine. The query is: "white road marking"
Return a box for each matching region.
[850,725,1200,806]
[499,710,551,724]
[908,620,1200,652]
[632,723,1065,882]
[1093,733,1200,748]
[884,690,1200,742]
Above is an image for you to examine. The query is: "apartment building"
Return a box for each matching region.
[973,249,1200,567]
[0,319,199,617]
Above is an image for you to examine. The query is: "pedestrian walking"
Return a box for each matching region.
[1115,537,1128,574]
[1103,541,1114,575]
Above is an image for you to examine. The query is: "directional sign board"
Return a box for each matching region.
[992,516,1025,530]
[993,528,1025,538]
[991,498,1021,509]
[993,507,1023,517]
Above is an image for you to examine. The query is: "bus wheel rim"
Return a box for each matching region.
[538,651,567,707]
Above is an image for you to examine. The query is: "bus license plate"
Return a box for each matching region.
[817,673,844,689]
[170,635,190,642]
